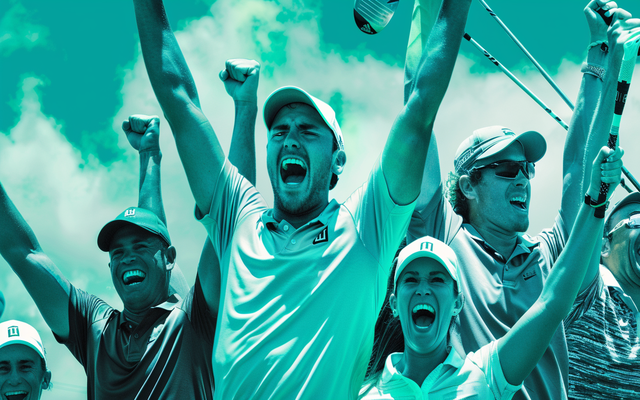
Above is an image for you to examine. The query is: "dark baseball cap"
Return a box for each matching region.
[97,207,171,252]
[605,192,640,228]
[454,126,546,174]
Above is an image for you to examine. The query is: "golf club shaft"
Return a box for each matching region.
[476,0,576,110]
[464,32,640,191]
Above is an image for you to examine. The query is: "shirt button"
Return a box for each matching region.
[134,333,139,339]
[283,225,289,232]
[291,239,296,245]
[505,266,509,271]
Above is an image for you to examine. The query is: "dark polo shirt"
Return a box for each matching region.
[55,278,215,399]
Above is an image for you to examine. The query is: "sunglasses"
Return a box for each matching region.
[471,160,535,180]
[607,214,640,238]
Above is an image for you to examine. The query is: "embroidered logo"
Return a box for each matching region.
[124,208,136,217]
[313,227,329,245]
[7,326,19,337]
[523,270,537,281]
[360,23,373,34]
[420,241,434,251]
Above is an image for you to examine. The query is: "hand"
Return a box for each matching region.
[607,8,640,60]
[219,59,260,104]
[122,115,161,153]
[585,0,618,42]
[586,145,624,200]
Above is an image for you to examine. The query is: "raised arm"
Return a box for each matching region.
[0,184,71,339]
[576,9,640,293]
[382,0,472,205]
[196,59,260,314]
[560,0,618,231]
[498,145,623,386]
[123,114,190,297]
[133,0,225,214]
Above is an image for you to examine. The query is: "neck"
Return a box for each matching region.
[397,340,449,387]
[469,221,519,259]
[273,199,329,229]
[608,265,640,310]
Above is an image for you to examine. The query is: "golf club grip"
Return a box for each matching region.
[596,132,618,217]
[596,7,613,26]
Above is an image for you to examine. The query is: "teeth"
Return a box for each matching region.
[412,304,435,314]
[282,158,306,170]
[123,270,146,284]
[511,196,526,203]
[5,392,28,396]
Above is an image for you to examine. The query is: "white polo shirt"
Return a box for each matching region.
[198,158,415,400]
[360,341,521,400]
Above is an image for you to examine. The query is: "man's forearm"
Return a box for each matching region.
[138,149,166,224]
[228,102,258,186]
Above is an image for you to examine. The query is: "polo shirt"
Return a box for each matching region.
[360,341,521,399]
[408,185,569,400]
[56,278,215,399]
[198,159,415,400]
[565,265,640,399]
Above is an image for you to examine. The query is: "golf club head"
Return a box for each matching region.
[354,0,399,35]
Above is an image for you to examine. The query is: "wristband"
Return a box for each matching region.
[581,63,606,81]
[585,193,608,218]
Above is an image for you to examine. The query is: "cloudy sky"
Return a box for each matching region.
[1,0,640,397]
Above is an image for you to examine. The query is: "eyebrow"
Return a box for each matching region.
[271,122,320,132]
[402,270,447,277]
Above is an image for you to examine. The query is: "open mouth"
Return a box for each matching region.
[123,270,146,286]
[412,304,435,328]
[4,391,28,400]
[510,196,527,210]
[280,158,307,185]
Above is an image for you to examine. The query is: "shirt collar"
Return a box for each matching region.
[600,265,639,314]
[117,294,181,330]
[463,223,539,261]
[261,199,340,230]
[381,348,465,386]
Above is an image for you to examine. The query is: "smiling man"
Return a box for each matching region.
[131,0,467,396]
[0,115,218,399]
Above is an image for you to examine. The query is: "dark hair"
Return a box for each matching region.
[445,169,483,222]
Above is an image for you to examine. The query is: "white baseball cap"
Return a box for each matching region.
[0,320,47,364]
[263,86,345,151]
[394,237,461,294]
[454,126,546,174]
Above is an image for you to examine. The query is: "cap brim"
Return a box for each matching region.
[606,192,640,223]
[477,130,546,164]
[396,251,458,286]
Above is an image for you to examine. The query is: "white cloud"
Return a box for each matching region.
[2,0,640,398]
[0,2,49,56]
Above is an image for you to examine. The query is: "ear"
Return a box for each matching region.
[458,175,477,200]
[165,246,177,271]
[601,237,611,259]
[42,370,52,389]
[389,293,398,317]
[332,149,347,176]
[452,293,464,316]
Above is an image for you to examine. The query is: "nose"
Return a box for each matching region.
[515,169,530,187]
[283,130,300,149]
[416,279,431,296]
[8,368,21,385]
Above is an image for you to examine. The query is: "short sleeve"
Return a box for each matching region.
[565,272,602,327]
[196,160,267,270]
[53,286,114,369]
[469,341,522,400]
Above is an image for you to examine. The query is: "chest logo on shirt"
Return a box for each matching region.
[313,227,329,245]
[523,270,537,281]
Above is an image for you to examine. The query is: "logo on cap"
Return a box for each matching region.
[420,241,434,251]
[7,326,19,337]
[124,209,136,217]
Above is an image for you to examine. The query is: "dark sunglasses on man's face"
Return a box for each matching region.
[471,160,535,180]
